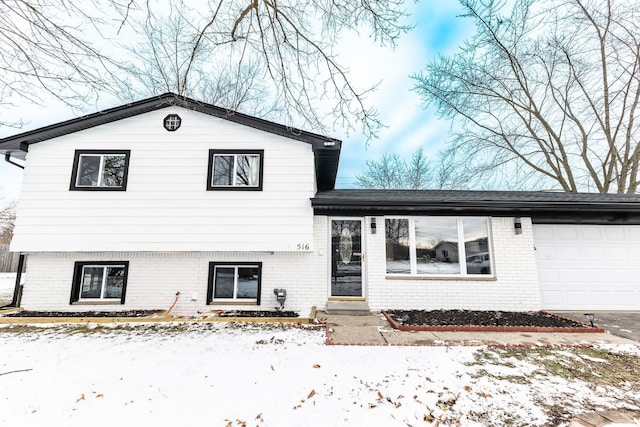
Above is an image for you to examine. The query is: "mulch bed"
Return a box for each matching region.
[3,310,300,318]
[217,310,299,318]
[3,310,160,318]
[383,309,601,332]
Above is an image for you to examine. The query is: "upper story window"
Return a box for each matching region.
[70,150,130,191]
[207,149,264,191]
[385,216,493,276]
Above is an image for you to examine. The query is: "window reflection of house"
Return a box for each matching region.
[434,241,458,262]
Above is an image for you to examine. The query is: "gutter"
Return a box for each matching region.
[4,153,24,169]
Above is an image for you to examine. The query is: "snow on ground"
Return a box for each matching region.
[0,273,16,303]
[1,323,638,427]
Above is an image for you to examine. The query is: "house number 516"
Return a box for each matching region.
[296,243,310,251]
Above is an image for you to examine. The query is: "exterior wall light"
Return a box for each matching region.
[163,114,182,131]
[370,217,377,234]
[514,217,522,234]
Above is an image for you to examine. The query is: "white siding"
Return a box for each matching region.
[362,216,542,311]
[12,107,316,252]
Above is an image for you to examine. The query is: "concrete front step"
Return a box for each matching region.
[326,300,371,315]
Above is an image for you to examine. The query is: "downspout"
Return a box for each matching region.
[2,149,26,307]
[4,152,24,169]
[10,254,26,307]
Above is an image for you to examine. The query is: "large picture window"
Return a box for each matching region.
[70,261,129,304]
[385,217,493,276]
[70,150,130,190]
[207,262,262,304]
[207,150,264,191]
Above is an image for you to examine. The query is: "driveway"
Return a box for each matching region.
[553,311,640,343]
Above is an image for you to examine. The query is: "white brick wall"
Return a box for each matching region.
[19,216,541,314]
[21,232,329,315]
[363,216,542,311]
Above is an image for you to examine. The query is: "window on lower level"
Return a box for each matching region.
[207,150,263,190]
[70,150,130,190]
[207,262,262,304]
[385,217,493,276]
[70,262,129,304]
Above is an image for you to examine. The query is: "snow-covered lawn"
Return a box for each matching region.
[0,273,15,304]
[1,322,638,426]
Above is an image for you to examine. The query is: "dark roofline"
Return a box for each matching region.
[0,93,342,190]
[311,189,640,224]
[0,93,341,151]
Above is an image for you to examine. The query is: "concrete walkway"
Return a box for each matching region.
[318,311,639,347]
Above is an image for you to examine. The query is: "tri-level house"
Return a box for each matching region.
[1,93,639,315]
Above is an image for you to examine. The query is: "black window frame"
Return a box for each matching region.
[70,149,131,191]
[70,261,129,304]
[206,149,264,191]
[207,262,262,304]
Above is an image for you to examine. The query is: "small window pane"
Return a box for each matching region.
[385,219,410,274]
[213,156,234,186]
[104,266,125,298]
[81,267,104,299]
[415,217,460,274]
[236,267,259,299]
[464,218,491,275]
[235,155,260,187]
[77,155,100,187]
[101,155,126,187]
[214,267,235,298]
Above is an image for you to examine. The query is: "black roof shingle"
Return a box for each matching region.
[312,189,640,224]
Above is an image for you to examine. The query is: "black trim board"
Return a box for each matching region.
[311,189,640,224]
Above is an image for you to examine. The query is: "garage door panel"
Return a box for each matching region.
[580,246,604,261]
[556,227,580,239]
[579,227,604,240]
[534,224,640,310]
[602,227,627,240]
[558,268,584,283]
[558,246,581,260]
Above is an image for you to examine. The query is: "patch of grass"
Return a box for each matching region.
[471,348,640,391]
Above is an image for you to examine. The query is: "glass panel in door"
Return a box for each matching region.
[331,219,363,297]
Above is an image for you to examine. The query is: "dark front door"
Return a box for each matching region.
[330,219,363,297]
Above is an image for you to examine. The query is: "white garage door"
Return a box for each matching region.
[534,224,640,310]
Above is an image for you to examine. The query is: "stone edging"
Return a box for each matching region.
[380,310,605,333]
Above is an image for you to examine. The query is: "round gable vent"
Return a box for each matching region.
[163,114,182,131]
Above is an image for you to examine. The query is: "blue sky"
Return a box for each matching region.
[334,2,474,188]
[0,2,474,200]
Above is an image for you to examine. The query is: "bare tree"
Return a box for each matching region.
[0,202,16,244]
[0,1,132,117]
[414,0,640,193]
[1,1,412,138]
[121,5,278,117]
[356,147,433,189]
